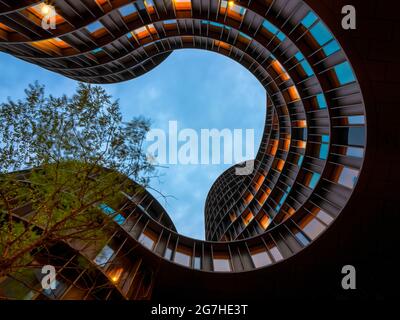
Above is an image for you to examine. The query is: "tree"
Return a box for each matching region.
[0,82,155,280]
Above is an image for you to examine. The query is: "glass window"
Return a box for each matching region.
[319,143,329,160]
[316,93,327,109]
[119,4,137,16]
[299,215,326,240]
[348,115,365,125]
[323,40,340,56]
[269,246,283,262]
[164,247,173,260]
[213,254,231,272]
[262,20,278,34]
[138,231,156,249]
[315,209,334,225]
[308,172,321,189]
[338,166,359,189]
[94,245,114,266]
[174,249,191,267]
[260,214,270,230]
[346,146,364,158]
[86,21,103,33]
[301,11,317,28]
[295,231,310,246]
[194,256,201,270]
[251,248,272,268]
[334,61,356,85]
[310,22,333,46]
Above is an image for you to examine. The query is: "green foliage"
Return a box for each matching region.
[0,82,155,277]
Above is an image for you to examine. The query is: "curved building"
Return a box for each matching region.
[0,0,396,300]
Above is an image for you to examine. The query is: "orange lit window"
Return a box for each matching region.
[276,159,285,172]
[133,24,156,40]
[282,138,290,151]
[174,0,192,10]
[256,174,265,187]
[214,40,231,50]
[286,206,295,216]
[288,86,300,102]
[294,120,307,128]
[297,140,307,148]
[108,267,124,283]
[229,212,237,222]
[260,215,270,229]
[243,211,254,226]
[244,192,253,204]
[49,37,69,49]
[144,0,155,14]
[269,139,279,156]
[271,60,290,81]
[258,188,271,204]
[0,23,13,32]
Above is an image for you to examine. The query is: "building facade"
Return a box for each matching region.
[0,0,397,299]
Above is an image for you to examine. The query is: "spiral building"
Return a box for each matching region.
[0,0,396,300]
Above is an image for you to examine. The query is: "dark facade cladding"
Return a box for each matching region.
[0,0,397,299]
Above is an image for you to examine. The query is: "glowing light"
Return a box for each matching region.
[41,4,51,15]
[109,268,124,283]
[228,1,234,7]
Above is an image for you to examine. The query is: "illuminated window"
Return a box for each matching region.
[244,192,253,204]
[308,172,321,189]
[108,267,124,283]
[259,214,270,230]
[301,11,318,28]
[276,159,285,172]
[258,188,271,204]
[119,4,137,16]
[174,0,192,10]
[348,115,365,125]
[335,61,356,85]
[243,211,254,226]
[229,212,237,222]
[295,231,310,246]
[271,60,290,81]
[346,146,364,158]
[323,40,340,56]
[316,93,327,109]
[288,86,300,102]
[294,52,314,77]
[310,22,333,46]
[144,0,155,14]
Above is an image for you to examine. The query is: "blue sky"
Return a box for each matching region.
[0,49,266,240]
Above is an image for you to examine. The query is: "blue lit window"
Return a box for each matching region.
[334,61,356,85]
[319,144,329,160]
[295,52,305,61]
[310,22,333,46]
[119,4,137,16]
[322,135,330,143]
[127,32,133,39]
[99,203,125,225]
[164,19,177,25]
[309,172,321,189]
[262,20,278,34]
[348,115,365,125]
[323,40,340,56]
[239,31,251,40]
[300,60,314,77]
[297,155,304,166]
[346,147,364,158]
[316,93,327,109]
[86,21,103,33]
[92,47,103,54]
[276,31,286,41]
[295,232,310,246]
[301,12,317,28]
